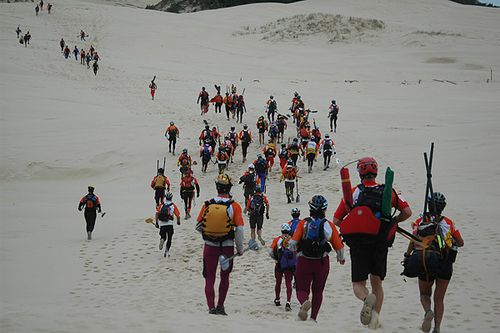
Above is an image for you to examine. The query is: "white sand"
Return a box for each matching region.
[1,0,499,332]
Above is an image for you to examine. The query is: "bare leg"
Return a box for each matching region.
[370,275,384,314]
[433,279,450,332]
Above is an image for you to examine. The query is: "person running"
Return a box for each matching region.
[80,30,86,41]
[246,186,269,246]
[239,125,252,163]
[177,148,193,176]
[16,26,22,39]
[287,138,302,166]
[165,121,179,154]
[150,167,171,206]
[215,146,230,174]
[287,207,301,234]
[318,134,336,170]
[180,171,200,219]
[239,164,259,211]
[305,137,318,173]
[253,154,268,193]
[196,174,244,315]
[333,157,412,329]
[263,139,277,172]
[73,46,79,61]
[286,195,345,322]
[35,5,39,16]
[199,125,212,146]
[280,160,298,204]
[149,77,157,100]
[227,126,239,163]
[268,121,279,144]
[270,223,296,311]
[256,116,268,146]
[155,192,181,257]
[328,100,339,133]
[210,91,223,114]
[47,3,52,13]
[197,87,209,115]
[236,94,246,123]
[23,33,29,47]
[211,127,221,146]
[199,143,213,173]
[85,52,91,69]
[223,92,233,121]
[59,38,65,53]
[78,186,103,240]
[276,114,288,143]
[299,124,311,153]
[266,95,278,122]
[92,60,99,76]
[404,192,464,333]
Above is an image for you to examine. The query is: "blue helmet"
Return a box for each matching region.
[308,195,328,212]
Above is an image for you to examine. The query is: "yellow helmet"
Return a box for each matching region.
[215,174,232,193]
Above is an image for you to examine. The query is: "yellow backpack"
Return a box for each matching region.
[200,199,235,242]
[154,175,166,189]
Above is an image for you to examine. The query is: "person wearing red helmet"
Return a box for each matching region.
[333,157,412,329]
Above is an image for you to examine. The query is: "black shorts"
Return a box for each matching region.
[159,225,174,239]
[249,214,264,230]
[419,261,453,281]
[350,244,388,282]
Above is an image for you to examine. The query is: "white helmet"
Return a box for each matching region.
[248,163,255,169]
[281,223,292,234]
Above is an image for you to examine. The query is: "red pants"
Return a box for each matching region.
[295,256,330,320]
[279,157,287,170]
[203,244,234,309]
[275,265,294,302]
[267,157,274,169]
[150,89,156,99]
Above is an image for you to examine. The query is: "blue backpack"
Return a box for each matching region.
[301,217,331,258]
[278,246,297,272]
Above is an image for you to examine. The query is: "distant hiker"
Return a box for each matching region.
[223,92,233,121]
[89,45,95,57]
[165,121,179,154]
[328,100,339,133]
[268,121,278,144]
[267,95,277,122]
[403,192,464,333]
[92,51,99,61]
[19,36,24,45]
[80,49,86,65]
[287,137,302,166]
[35,5,39,16]
[236,94,246,123]
[299,124,310,153]
[262,139,277,171]
[78,186,103,240]
[333,157,412,329]
[73,46,79,61]
[80,30,86,41]
[197,87,209,115]
[180,172,200,219]
[280,160,298,204]
[276,114,287,143]
[16,26,22,39]
[227,126,239,163]
[239,124,252,163]
[40,0,44,10]
[199,125,212,146]
[59,38,65,52]
[246,186,269,246]
[278,143,288,170]
[92,60,99,76]
[311,126,321,144]
[253,154,268,193]
[319,134,335,170]
[149,76,157,100]
[63,45,70,59]
[199,143,213,173]
[177,148,193,175]
[195,174,244,315]
[239,164,259,210]
[287,207,301,234]
[305,137,318,173]
[85,53,91,68]
[48,3,52,14]
[210,91,223,114]
[215,146,230,174]
[287,195,345,322]
[23,33,29,47]
[211,127,221,146]
[155,192,181,258]
[256,116,268,146]
[270,223,296,311]
[151,168,171,206]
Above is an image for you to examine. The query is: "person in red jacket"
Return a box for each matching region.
[150,168,171,206]
[210,92,223,113]
[197,87,209,115]
[155,192,181,257]
[180,172,200,219]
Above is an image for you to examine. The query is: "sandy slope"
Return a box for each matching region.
[1,0,500,332]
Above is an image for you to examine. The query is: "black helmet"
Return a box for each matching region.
[293,137,298,142]
[291,207,300,218]
[270,95,274,99]
[170,121,174,126]
[205,125,210,130]
[332,100,336,104]
[231,126,235,131]
[165,192,173,200]
[158,168,164,174]
[428,192,446,214]
[88,186,95,192]
[309,195,328,212]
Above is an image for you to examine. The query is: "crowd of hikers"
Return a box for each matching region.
[59,31,100,75]
[75,77,463,333]
[35,1,53,16]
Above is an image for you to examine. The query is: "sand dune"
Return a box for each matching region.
[1,0,500,332]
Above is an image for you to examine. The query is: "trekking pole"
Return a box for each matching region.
[163,156,166,170]
[422,143,435,218]
[156,159,159,172]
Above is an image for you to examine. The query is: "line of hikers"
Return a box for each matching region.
[35,1,52,16]
[59,37,99,75]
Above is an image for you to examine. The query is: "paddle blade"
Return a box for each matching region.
[219,255,230,271]
[296,193,300,203]
[145,217,154,224]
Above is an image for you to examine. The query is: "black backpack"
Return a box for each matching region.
[249,195,265,216]
[158,203,173,222]
[241,130,251,142]
[300,217,331,258]
[355,184,385,214]
[255,159,267,174]
[269,100,277,112]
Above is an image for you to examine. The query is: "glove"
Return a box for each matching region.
[197,192,200,198]
[155,222,159,229]
[336,248,346,265]
[266,213,270,220]
[78,208,82,211]
[177,221,181,226]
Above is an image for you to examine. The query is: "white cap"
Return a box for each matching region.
[248,163,255,169]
